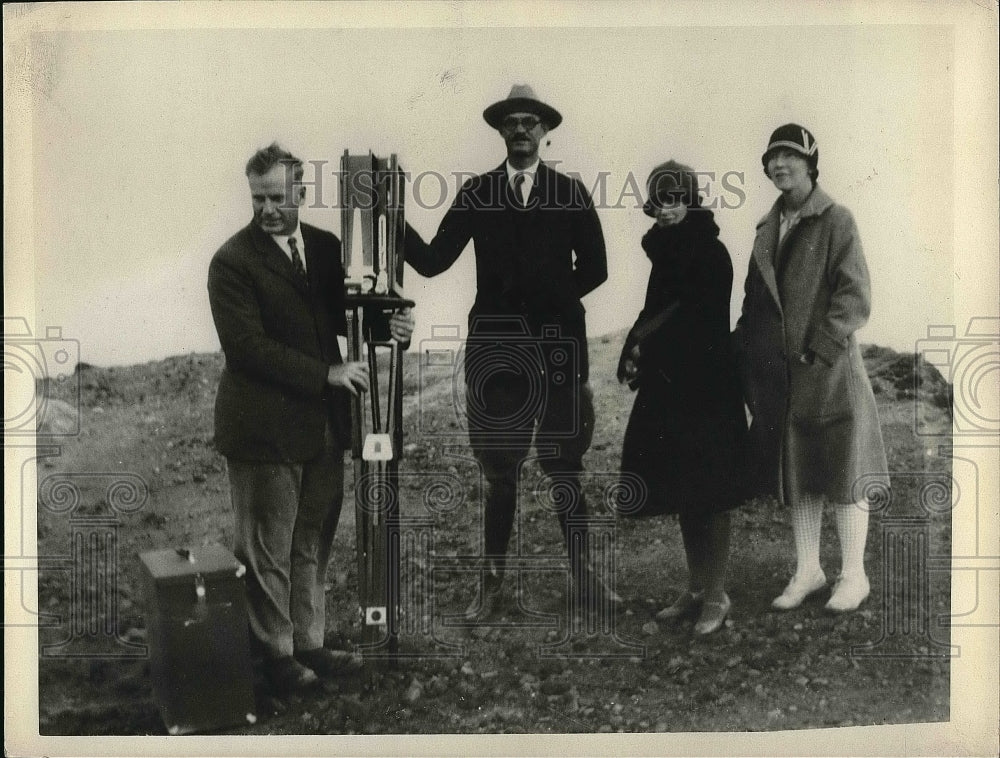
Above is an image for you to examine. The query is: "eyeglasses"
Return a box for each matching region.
[500,115,542,133]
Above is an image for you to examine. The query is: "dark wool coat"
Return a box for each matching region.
[617,210,746,517]
[733,185,889,504]
[208,221,352,462]
[404,160,607,384]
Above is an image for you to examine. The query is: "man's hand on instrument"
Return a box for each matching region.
[327,362,370,395]
[389,307,415,343]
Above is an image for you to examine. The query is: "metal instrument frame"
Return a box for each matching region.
[340,152,413,667]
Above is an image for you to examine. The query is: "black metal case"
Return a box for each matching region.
[139,544,256,734]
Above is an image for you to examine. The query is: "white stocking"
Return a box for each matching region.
[790,492,824,577]
[834,499,870,579]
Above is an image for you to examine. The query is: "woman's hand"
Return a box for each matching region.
[622,358,639,387]
[618,343,642,388]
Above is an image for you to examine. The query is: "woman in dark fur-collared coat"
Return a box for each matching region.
[616,160,746,636]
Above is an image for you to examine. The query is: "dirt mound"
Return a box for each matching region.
[47,353,226,408]
[862,344,951,409]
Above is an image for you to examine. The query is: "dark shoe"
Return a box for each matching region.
[294,647,363,677]
[464,559,504,621]
[264,656,319,694]
[693,593,731,636]
[655,590,703,622]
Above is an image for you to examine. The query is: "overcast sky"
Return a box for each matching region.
[11,6,981,367]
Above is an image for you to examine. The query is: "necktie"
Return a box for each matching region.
[287,236,307,284]
[512,172,527,206]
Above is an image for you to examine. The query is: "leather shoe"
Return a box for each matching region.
[772,568,827,610]
[464,560,504,621]
[294,647,363,677]
[655,590,703,621]
[264,656,319,694]
[694,593,731,635]
[825,574,870,613]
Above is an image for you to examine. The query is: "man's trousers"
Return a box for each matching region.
[467,371,595,560]
[227,433,345,660]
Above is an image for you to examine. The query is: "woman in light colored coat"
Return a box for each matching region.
[733,124,888,613]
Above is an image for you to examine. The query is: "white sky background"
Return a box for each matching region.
[27,19,954,366]
[6,6,1000,757]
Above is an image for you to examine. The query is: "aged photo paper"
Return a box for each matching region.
[5,1,998,756]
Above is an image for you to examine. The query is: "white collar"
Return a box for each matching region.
[505,159,540,182]
[271,223,303,250]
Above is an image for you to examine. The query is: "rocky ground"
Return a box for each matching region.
[35,335,953,735]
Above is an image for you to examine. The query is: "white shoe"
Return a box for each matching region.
[772,569,827,610]
[825,574,870,613]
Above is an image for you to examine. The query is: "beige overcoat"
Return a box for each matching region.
[734,185,889,505]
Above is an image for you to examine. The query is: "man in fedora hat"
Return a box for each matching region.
[405,84,617,621]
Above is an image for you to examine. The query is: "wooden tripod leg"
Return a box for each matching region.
[386,339,403,662]
[347,308,408,667]
[366,314,381,432]
[346,307,372,647]
[352,331,397,665]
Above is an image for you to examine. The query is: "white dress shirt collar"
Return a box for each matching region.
[271,224,305,272]
[506,159,540,183]
[506,159,539,204]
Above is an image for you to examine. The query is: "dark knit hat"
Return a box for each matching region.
[761,123,819,172]
[642,160,700,216]
[483,84,562,130]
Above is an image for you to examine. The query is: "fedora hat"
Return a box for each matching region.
[483,84,562,130]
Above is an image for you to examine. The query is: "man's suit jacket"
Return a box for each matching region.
[208,221,350,462]
[404,160,607,381]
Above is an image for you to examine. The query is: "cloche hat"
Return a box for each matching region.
[483,84,562,130]
[761,123,819,171]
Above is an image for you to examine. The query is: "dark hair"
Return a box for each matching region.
[245,142,304,180]
[643,160,701,216]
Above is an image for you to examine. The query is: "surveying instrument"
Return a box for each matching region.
[340,151,413,666]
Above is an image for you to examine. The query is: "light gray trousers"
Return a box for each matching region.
[227,435,345,660]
